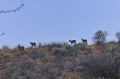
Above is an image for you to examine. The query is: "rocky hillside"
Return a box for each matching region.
[0,41,120,79]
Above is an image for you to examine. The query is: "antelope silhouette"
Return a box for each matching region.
[81,38,87,45]
[30,42,36,48]
[18,44,24,51]
[69,40,76,44]
[18,44,25,55]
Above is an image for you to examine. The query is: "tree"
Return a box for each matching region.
[115,31,120,43]
[92,30,108,45]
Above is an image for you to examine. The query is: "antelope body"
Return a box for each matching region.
[18,44,24,51]
[30,42,36,48]
[69,40,76,44]
[81,38,87,45]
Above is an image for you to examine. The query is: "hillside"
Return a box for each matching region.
[0,41,120,79]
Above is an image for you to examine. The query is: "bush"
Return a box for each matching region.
[1,53,11,63]
[29,50,45,60]
[3,62,18,79]
[80,52,120,79]
[46,42,64,51]
[2,45,10,53]
[41,63,62,79]
[53,48,69,57]
[71,43,90,57]
[18,59,35,71]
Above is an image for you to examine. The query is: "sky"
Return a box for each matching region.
[0,0,120,48]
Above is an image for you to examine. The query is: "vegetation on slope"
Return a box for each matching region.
[0,30,120,79]
[0,41,119,79]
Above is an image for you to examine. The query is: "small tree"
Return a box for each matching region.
[115,31,120,43]
[92,30,108,45]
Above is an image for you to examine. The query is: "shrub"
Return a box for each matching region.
[41,63,62,79]
[4,67,16,79]
[3,62,18,79]
[1,53,11,63]
[46,42,64,51]
[2,45,10,53]
[71,43,90,57]
[80,52,120,79]
[29,50,45,60]
[18,59,35,71]
[53,48,69,57]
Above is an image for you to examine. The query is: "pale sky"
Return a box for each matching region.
[0,0,120,48]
